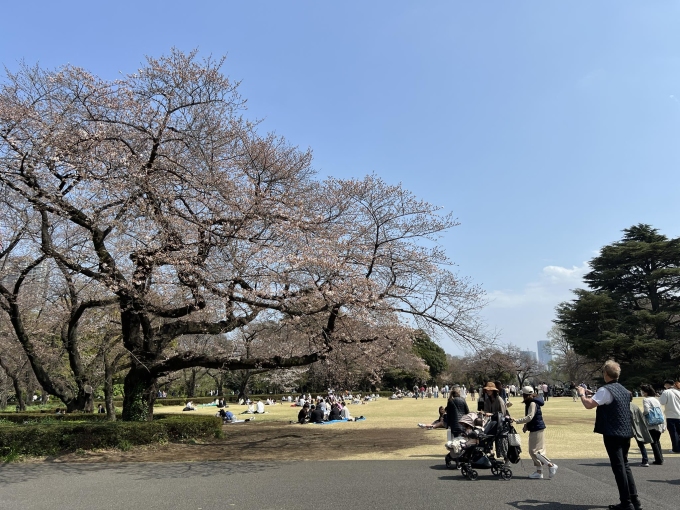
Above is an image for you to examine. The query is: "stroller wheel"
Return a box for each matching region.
[468,469,479,481]
[490,466,499,476]
[500,468,512,480]
[445,454,452,468]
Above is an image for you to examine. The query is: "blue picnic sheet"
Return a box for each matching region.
[313,417,366,425]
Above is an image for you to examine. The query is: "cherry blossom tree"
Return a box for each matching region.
[0,50,488,420]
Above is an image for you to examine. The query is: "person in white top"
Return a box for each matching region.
[640,384,665,464]
[659,378,680,454]
[256,400,265,414]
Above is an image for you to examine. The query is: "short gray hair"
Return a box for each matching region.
[603,360,621,380]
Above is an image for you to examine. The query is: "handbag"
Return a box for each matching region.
[507,425,522,447]
[645,406,664,426]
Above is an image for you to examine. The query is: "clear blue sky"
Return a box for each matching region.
[3,1,680,354]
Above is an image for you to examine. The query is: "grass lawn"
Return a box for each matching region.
[151,394,675,461]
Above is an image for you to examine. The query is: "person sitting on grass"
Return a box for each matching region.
[298,403,310,424]
[309,404,325,423]
[340,403,353,421]
[183,401,196,411]
[256,399,265,414]
[418,406,448,429]
[328,403,342,421]
[219,409,235,423]
[241,403,256,414]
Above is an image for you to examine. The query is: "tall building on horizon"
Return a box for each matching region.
[537,340,552,365]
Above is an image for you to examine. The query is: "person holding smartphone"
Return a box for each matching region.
[577,361,641,510]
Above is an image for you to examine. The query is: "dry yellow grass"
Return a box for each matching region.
[155,395,674,460]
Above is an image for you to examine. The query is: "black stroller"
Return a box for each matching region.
[446,412,513,480]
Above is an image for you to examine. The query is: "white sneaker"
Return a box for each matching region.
[529,471,543,479]
[549,464,558,478]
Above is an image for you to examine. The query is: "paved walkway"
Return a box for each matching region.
[0,457,678,509]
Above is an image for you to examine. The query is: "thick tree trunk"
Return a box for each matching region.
[122,364,156,421]
[237,373,251,401]
[66,388,94,413]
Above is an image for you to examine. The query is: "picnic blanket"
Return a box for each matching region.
[313,417,366,425]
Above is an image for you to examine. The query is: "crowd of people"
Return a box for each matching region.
[296,394,365,424]
[411,367,680,510]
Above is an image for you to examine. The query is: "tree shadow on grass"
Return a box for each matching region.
[508,500,607,510]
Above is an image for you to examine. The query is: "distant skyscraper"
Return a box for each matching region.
[537,340,552,365]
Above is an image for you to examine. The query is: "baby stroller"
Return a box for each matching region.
[447,412,513,480]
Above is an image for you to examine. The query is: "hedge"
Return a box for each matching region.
[0,414,222,458]
[0,413,109,424]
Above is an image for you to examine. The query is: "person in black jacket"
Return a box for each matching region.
[446,387,470,438]
[297,403,310,424]
[328,404,342,421]
[578,361,641,510]
[309,404,325,423]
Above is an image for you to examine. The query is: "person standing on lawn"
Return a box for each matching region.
[512,386,558,479]
[577,360,642,510]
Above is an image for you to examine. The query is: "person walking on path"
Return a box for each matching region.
[658,378,680,454]
[629,392,653,467]
[483,381,510,465]
[640,384,665,464]
[511,386,558,479]
[577,360,642,510]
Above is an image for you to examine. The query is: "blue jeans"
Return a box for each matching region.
[667,418,680,452]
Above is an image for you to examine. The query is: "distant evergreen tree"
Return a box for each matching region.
[555,224,680,385]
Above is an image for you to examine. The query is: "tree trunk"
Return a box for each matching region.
[103,352,116,421]
[12,378,25,411]
[237,372,251,401]
[184,369,198,397]
[122,364,156,421]
[66,387,94,413]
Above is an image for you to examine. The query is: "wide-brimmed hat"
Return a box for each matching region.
[483,382,498,392]
[522,385,534,395]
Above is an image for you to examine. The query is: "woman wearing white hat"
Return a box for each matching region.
[512,385,558,479]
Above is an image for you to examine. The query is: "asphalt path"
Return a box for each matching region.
[1,457,678,510]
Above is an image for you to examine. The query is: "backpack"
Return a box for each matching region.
[645,406,664,426]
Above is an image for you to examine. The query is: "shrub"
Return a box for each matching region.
[0,413,108,424]
[0,414,221,458]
